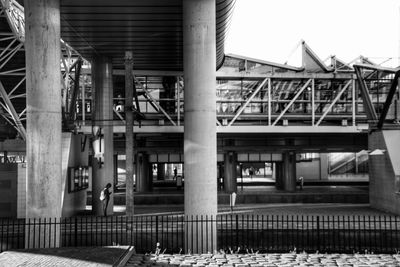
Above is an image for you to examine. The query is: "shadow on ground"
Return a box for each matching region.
[0,246,128,266]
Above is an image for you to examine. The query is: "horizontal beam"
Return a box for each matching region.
[216,72,355,80]
[353,63,399,73]
[113,69,183,76]
[110,69,356,80]
[79,125,367,134]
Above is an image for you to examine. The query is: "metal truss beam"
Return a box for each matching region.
[0,67,24,76]
[78,125,364,134]
[354,66,378,121]
[272,79,312,126]
[377,70,400,129]
[0,79,25,139]
[67,58,82,121]
[113,107,125,123]
[315,80,352,126]
[135,77,176,126]
[227,77,268,126]
[0,41,22,70]
[353,63,398,73]
[7,75,24,96]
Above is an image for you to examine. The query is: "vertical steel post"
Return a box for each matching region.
[352,79,356,126]
[311,79,315,125]
[177,76,181,126]
[125,51,134,216]
[268,78,271,125]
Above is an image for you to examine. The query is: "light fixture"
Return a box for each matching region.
[369,149,386,156]
[92,127,104,167]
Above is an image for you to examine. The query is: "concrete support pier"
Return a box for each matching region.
[224,151,237,193]
[91,56,114,216]
[136,152,152,192]
[157,163,165,180]
[283,151,297,192]
[183,0,217,253]
[24,0,62,247]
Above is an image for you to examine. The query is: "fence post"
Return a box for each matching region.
[317,216,320,252]
[74,217,78,247]
[236,215,239,249]
[156,216,159,244]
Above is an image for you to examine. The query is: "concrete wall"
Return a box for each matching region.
[369,130,400,215]
[61,133,89,217]
[0,163,17,218]
[296,154,329,180]
[296,159,321,180]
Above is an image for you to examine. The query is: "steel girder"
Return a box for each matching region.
[0,0,86,137]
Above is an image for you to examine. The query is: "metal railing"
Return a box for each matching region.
[1,214,400,254]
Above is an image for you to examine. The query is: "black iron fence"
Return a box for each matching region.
[1,214,400,254]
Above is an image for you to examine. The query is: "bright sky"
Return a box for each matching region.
[225,0,400,67]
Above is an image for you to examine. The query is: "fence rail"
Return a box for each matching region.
[1,214,400,254]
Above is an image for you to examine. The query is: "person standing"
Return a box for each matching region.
[298,177,304,190]
[100,183,112,216]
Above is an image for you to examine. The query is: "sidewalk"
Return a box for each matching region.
[0,246,129,267]
[126,252,400,266]
[101,203,392,216]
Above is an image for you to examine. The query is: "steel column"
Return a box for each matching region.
[125,51,134,216]
[377,70,400,129]
[354,66,378,121]
[268,78,271,125]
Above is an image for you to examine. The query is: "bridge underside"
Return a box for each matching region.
[0,0,399,223]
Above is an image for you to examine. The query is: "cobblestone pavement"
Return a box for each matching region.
[0,246,128,267]
[125,253,400,266]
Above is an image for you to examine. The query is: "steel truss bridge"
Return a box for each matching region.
[0,0,399,140]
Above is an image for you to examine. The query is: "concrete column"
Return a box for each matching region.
[319,153,329,180]
[275,162,284,190]
[183,0,217,253]
[136,152,152,192]
[25,0,61,248]
[224,151,237,193]
[125,51,134,215]
[283,151,297,192]
[157,163,165,180]
[91,56,114,216]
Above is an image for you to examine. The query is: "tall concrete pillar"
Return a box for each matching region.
[319,153,329,180]
[91,56,114,216]
[183,0,217,253]
[224,151,237,193]
[25,0,61,248]
[25,0,61,219]
[136,152,152,192]
[283,151,297,192]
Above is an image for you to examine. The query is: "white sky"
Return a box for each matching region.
[225,0,400,67]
